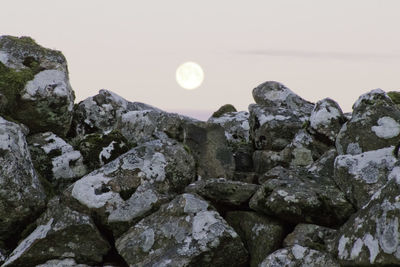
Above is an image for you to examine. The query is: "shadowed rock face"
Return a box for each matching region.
[3,35,400,266]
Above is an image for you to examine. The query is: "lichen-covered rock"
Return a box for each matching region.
[2,197,110,266]
[260,244,340,267]
[283,224,337,252]
[208,111,250,145]
[0,36,75,137]
[252,150,291,175]
[67,136,196,236]
[185,178,259,206]
[116,193,248,267]
[258,166,290,184]
[35,258,91,267]
[70,89,160,137]
[307,148,337,178]
[332,167,400,265]
[0,117,46,241]
[225,211,286,267]
[309,98,346,142]
[252,81,314,115]
[27,132,88,191]
[336,89,400,155]
[249,169,354,226]
[249,104,307,151]
[334,146,397,209]
[183,122,235,179]
[74,130,131,171]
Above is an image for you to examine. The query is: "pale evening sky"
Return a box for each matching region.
[2,0,400,120]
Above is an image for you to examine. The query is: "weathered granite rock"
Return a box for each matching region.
[307,148,337,178]
[258,166,290,184]
[252,81,314,115]
[2,197,110,266]
[309,98,346,143]
[334,146,397,209]
[0,117,46,241]
[336,89,400,155]
[183,122,235,179]
[116,193,248,267]
[0,36,75,136]
[252,149,290,174]
[260,244,340,267]
[332,167,400,265]
[249,169,355,226]
[67,136,196,236]
[225,211,286,267]
[70,89,160,137]
[283,224,337,252]
[27,132,88,191]
[249,104,307,151]
[208,111,250,145]
[185,178,259,206]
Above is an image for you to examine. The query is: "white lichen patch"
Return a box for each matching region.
[335,147,396,184]
[22,70,71,100]
[338,235,350,259]
[0,51,9,65]
[140,228,155,252]
[352,89,388,110]
[251,223,267,236]
[363,234,379,264]
[350,238,364,259]
[371,117,400,139]
[291,244,307,260]
[209,111,250,143]
[258,114,291,125]
[3,218,54,266]
[262,86,293,102]
[71,173,122,209]
[99,141,117,166]
[310,100,341,129]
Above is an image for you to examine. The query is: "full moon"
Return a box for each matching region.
[176,62,204,90]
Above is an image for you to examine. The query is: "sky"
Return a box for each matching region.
[2,0,400,120]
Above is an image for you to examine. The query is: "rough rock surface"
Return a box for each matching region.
[249,169,355,226]
[0,36,74,136]
[3,197,109,266]
[260,244,340,267]
[225,211,286,267]
[67,136,196,236]
[116,193,248,267]
[332,167,400,265]
[28,132,88,190]
[336,89,400,155]
[283,224,337,252]
[309,98,346,142]
[0,117,46,241]
[185,178,259,207]
[334,146,397,209]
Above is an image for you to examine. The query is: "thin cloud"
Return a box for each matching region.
[236,49,400,61]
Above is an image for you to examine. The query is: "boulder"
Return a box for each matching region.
[0,117,46,241]
[252,150,290,175]
[334,146,397,209]
[332,166,400,265]
[27,132,88,191]
[208,111,250,145]
[249,169,355,226]
[252,81,314,115]
[336,89,400,155]
[309,98,346,143]
[2,197,110,266]
[283,224,337,252]
[67,136,196,236]
[259,245,340,267]
[307,148,338,178]
[185,178,259,207]
[249,104,306,151]
[36,259,91,267]
[183,122,235,179]
[115,193,248,267]
[211,104,237,118]
[0,35,74,136]
[225,211,286,267]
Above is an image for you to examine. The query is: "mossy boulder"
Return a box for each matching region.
[0,35,74,137]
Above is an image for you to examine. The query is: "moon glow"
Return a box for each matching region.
[176,62,204,90]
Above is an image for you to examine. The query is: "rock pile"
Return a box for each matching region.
[1,35,400,266]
